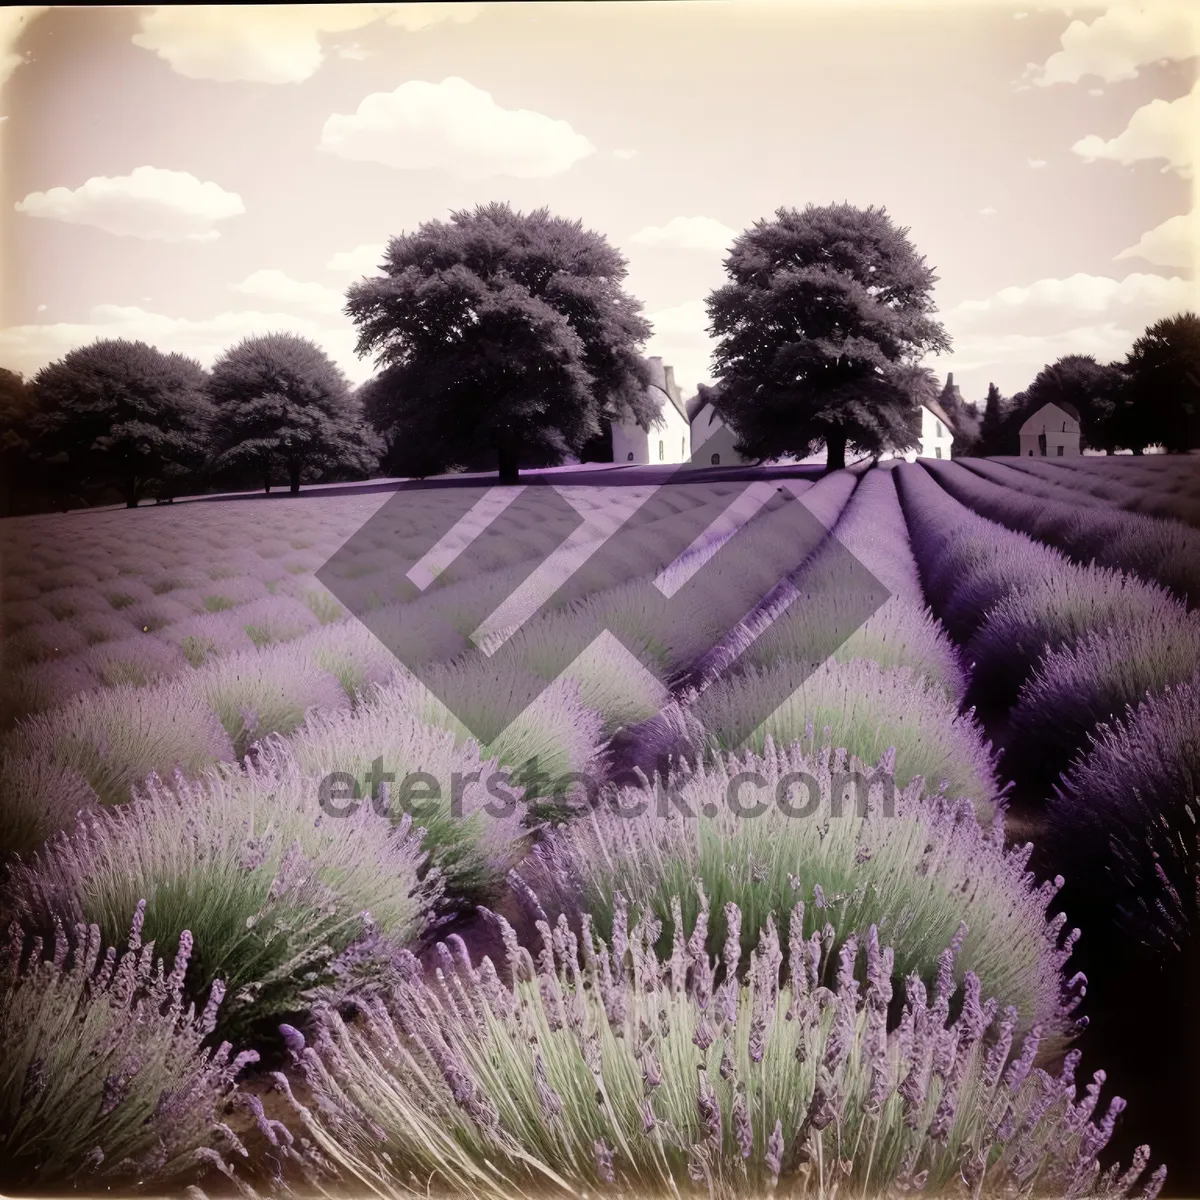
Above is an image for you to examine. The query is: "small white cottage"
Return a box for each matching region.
[1019,401,1081,457]
[612,357,691,464]
[687,387,751,466]
[876,392,956,462]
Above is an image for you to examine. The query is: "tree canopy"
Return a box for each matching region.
[705,203,952,470]
[29,339,213,507]
[345,202,656,482]
[1117,312,1200,454]
[209,333,379,494]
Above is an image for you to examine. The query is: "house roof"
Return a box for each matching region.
[1020,400,1082,431]
[685,391,708,421]
[923,397,956,433]
[641,356,689,426]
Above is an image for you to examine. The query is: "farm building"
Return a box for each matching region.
[1019,401,1081,457]
[611,357,691,464]
[687,385,752,466]
[876,391,956,463]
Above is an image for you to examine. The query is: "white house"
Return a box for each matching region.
[687,387,751,466]
[875,394,956,462]
[611,357,691,464]
[1019,401,1081,457]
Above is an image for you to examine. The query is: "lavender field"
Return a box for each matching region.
[1,455,1196,1199]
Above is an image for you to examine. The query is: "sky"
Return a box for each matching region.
[0,1,1196,408]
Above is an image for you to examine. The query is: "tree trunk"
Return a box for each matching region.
[124,476,139,508]
[263,466,272,494]
[497,430,520,485]
[825,429,847,473]
[289,463,301,495]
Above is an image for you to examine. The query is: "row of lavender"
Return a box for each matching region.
[0,468,1164,1197]
[898,460,1200,1185]
[1000,454,1200,530]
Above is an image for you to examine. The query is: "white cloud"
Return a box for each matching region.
[1030,2,1200,86]
[230,269,346,315]
[335,42,371,61]
[613,148,639,160]
[1072,81,1199,176]
[319,77,595,179]
[630,216,739,253]
[1014,10,1028,18]
[0,304,374,385]
[132,4,480,84]
[1028,157,1048,168]
[35,303,46,312]
[944,271,1198,335]
[1088,87,1105,96]
[0,6,47,86]
[326,242,388,275]
[980,206,998,216]
[14,167,244,242]
[1114,210,1197,270]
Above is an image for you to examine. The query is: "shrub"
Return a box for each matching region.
[5,743,440,1039]
[0,659,100,730]
[926,459,1200,610]
[276,899,1160,1200]
[84,634,187,688]
[1,680,235,807]
[0,751,100,861]
[0,908,254,1190]
[303,620,399,705]
[125,595,196,633]
[1046,672,1200,958]
[190,646,347,760]
[161,611,257,665]
[963,568,1184,718]
[523,740,1077,1044]
[74,609,139,647]
[1004,617,1200,796]
[3,619,89,666]
[236,595,321,649]
[690,658,1002,824]
[200,574,269,609]
[287,699,532,905]
[302,588,344,625]
[374,663,607,806]
[38,585,111,622]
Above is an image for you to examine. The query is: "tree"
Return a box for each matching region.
[1119,312,1200,453]
[209,333,379,495]
[1021,354,1123,452]
[978,382,1007,455]
[29,340,213,508]
[705,203,951,471]
[0,368,35,515]
[345,202,656,484]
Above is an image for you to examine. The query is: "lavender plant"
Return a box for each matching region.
[4,739,441,1037]
[926,459,1200,610]
[0,751,99,861]
[1004,617,1200,795]
[690,658,1002,823]
[273,896,1161,1200]
[286,697,534,904]
[522,740,1078,1044]
[963,567,1185,718]
[1,679,234,807]
[0,906,254,1189]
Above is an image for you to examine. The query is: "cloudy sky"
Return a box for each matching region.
[0,1,1196,406]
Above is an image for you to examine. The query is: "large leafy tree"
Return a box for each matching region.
[705,203,952,471]
[0,368,35,515]
[1021,354,1123,452]
[345,202,656,483]
[209,333,380,495]
[29,340,213,507]
[1118,312,1200,453]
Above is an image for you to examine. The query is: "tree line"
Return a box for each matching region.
[2,200,1197,513]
